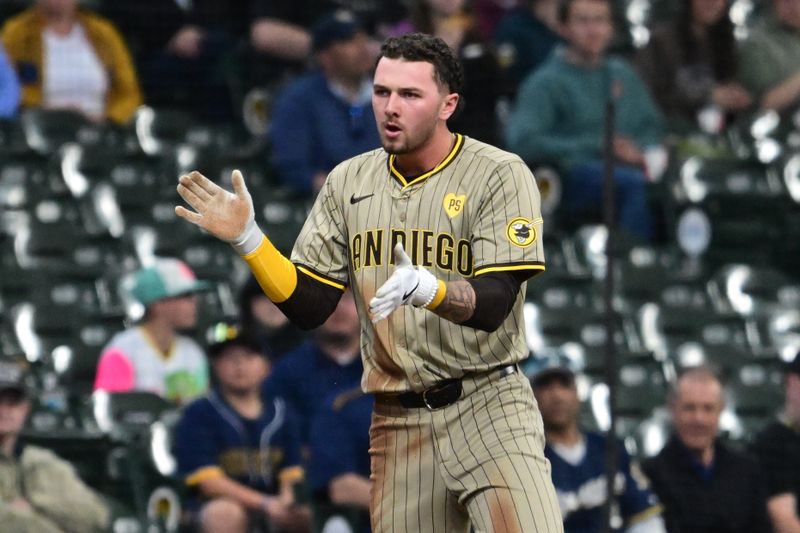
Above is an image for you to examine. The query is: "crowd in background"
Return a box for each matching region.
[1,0,800,532]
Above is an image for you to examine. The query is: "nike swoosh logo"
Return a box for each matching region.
[402,280,420,302]
[350,193,374,204]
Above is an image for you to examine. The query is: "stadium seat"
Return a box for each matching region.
[746,308,800,361]
[707,264,800,317]
[726,358,785,418]
[525,303,643,371]
[613,244,712,312]
[134,106,196,156]
[92,391,175,437]
[20,108,101,155]
[670,155,786,265]
[638,303,750,360]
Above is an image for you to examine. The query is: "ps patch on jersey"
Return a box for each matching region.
[443,193,466,219]
[506,217,541,247]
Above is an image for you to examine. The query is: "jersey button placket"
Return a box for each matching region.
[398,194,409,223]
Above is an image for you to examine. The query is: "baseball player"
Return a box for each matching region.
[176,32,562,533]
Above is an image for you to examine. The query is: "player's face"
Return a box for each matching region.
[775,0,800,29]
[213,348,269,394]
[671,378,723,453]
[372,57,458,155]
[533,377,580,432]
[691,0,728,27]
[562,0,614,62]
[0,390,29,438]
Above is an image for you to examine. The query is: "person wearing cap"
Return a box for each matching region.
[0,360,109,532]
[264,290,363,448]
[642,366,771,533]
[173,325,309,533]
[94,257,212,404]
[269,9,381,195]
[529,355,666,533]
[752,353,800,533]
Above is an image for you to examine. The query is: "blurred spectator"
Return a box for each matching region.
[1,0,142,123]
[0,359,109,533]
[104,0,247,122]
[270,10,380,195]
[386,0,508,146]
[264,291,362,447]
[529,356,666,533]
[240,276,304,359]
[506,0,665,240]
[308,387,372,528]
[751,353,800,533]
[0,43,20,118]
[174,325,309,533]
[494,0,563,91]
[94,258,211,404]
[642,366,773,533]
[636,0,752,133]
[738,0,800,112]
[249,0,402,85]
[475,0,521,40]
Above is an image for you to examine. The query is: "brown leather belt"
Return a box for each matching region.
[377,364,517,410]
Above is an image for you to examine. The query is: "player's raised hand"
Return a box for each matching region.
[369,243,438,323]
[175,169,254,242]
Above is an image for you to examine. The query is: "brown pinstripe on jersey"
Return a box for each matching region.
[291,134,546,393]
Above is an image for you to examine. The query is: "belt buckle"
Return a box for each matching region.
[421,386,440,411]
[421,380,460,411]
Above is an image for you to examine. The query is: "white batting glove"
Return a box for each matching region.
[175,169,263,255]
[369,243,438,323]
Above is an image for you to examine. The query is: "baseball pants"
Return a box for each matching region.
[369,368,564,533]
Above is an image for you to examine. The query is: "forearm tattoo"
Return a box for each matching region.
[432,281,476,324]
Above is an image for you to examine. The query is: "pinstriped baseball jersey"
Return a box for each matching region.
[290,134,545,393]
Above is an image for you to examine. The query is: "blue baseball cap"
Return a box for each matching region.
[311,10,362,52]
[128,258,212,307]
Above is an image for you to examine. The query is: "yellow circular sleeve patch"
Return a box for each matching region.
[506,217,539,247]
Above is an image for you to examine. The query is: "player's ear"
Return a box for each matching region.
[439,92,459,121]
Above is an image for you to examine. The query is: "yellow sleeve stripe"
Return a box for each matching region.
[279,466,305,484]
[426,279,447,310]
[627,504,664,526]
[296,266,347,291]
[243,236,298,303]
[473,264,546,276]
[185,466,225,486]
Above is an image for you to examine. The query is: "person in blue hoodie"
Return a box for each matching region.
[270,10,381,196]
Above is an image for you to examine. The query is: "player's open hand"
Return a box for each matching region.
[369,243,438,323]
[175,170,254,242]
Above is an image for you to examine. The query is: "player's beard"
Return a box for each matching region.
[381,120,437,156]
